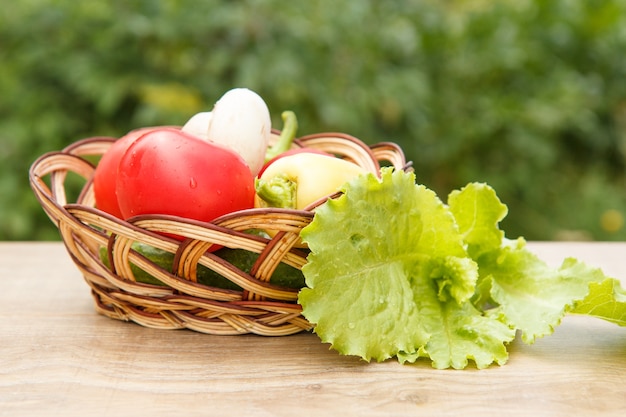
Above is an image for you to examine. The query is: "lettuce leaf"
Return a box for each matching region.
[570,278,626,326]
[447,182,508,258]
[298,167,625,369]
[476,242,607,343]
[397,294,515,370]
[298,169,514,368]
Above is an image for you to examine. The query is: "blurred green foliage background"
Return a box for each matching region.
[2,0,625,241]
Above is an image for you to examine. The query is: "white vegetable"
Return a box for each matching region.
[181,111,212,140]
[207,88,271,175]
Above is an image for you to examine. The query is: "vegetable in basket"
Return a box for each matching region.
[254,153,366,210]
[93,126,162,218]
[115,127,255,223]
[94,87,273,217]
[254,109,363,209]
[180,111,212,140]
[99,242,305,290]
[180,89,318,177]
[203,87,271,176]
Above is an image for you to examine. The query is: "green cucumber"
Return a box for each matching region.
[98,242,305,290]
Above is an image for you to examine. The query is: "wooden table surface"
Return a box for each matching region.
[1,241,625,416]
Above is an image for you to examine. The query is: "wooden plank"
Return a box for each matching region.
[1,242,625,416]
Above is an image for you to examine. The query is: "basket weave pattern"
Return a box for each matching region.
[29,131,408,336]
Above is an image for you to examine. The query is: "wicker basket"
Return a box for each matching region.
[29,130,409,336]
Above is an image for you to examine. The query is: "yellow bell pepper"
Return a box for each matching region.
[255,152,366,210]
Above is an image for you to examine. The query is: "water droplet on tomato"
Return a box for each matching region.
[189,177,197,189]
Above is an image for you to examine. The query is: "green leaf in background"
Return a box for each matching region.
[4,0,626,241]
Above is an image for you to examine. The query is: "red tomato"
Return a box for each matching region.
[257,148,331,177]
[116,128,255,228]
[93,127,160,218]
